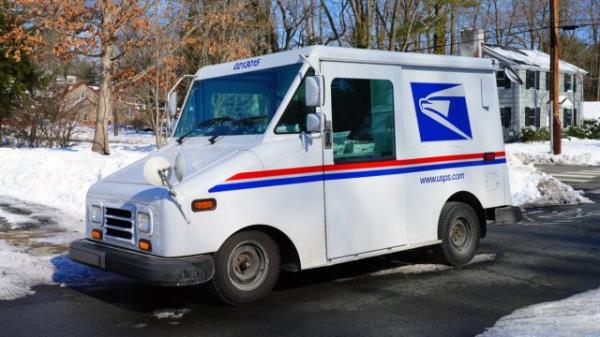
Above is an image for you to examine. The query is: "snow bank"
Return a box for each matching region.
[478,287,600,337]
[583,101,600,121]
[73,127,156,145]
[506,139,600,166]
[0,240,54,300]
[507,153,591,207]
[0,143,150,231]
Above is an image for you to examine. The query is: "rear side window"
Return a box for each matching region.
[331,78,395,163]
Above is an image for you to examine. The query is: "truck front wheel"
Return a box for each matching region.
[209,230,280,305]
[434,202,480,266]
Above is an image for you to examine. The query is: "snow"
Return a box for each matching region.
[368,253,497,277]
[0,208,31,229]
[73,127,156,145]
[0,133,153,300]
[0,142,151,231]
[504,138,600,207]
[153,308,191,320]
[506,152,591,207]
[486,46,587,75]
[478,287,600,337]
[0,240,54,300]
[506,138,600,167]
[583,101,600,121]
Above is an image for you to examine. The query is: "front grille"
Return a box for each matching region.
[104,206,135,243]
[106,227,133,240]
[106,207,132,218]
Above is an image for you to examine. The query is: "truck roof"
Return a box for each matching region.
[195,45,496,80]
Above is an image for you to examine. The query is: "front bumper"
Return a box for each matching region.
[69,239,214,287]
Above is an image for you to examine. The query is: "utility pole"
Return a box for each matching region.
[550,0,561,154]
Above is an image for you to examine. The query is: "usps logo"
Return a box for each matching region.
[410,82,472,142]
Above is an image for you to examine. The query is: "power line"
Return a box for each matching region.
[407,19,600,53]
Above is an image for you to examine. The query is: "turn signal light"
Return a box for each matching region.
[191,198,217,212]
[139,239,152,252]
[91,229,102,240]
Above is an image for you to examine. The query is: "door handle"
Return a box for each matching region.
[324,120,332,149]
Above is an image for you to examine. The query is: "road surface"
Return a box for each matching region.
[1,190,600,337]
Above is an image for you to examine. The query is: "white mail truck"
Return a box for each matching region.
[70,46,521,305]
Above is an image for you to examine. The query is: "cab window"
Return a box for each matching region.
[331,78,395,163]
[275,70,316,133]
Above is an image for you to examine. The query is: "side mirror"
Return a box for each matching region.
[168,91,178,116]
[143,156,171,186]
[305,113,321,132]
[305,75,323,107]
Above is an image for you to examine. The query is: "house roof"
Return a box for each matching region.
[483,44,587,75]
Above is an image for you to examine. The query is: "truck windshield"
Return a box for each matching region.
[174,63,302,138]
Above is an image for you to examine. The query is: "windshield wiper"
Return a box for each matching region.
[176,128,197,145]
[208,134,221,144]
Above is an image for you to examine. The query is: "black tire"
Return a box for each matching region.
[209,230,280,305]
[434,202,480,266]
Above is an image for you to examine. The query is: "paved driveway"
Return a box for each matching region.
[1,195,600,337]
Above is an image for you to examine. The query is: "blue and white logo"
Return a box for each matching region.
[411,82,472,142]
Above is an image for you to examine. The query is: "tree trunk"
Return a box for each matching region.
[449,2,455,55]
[113,108,119,136]
[154,47,163,149]
[91,44,112,155]
[433,2,446,55]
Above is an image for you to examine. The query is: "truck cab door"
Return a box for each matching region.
[321,61,407,260]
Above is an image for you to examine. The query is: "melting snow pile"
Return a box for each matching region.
[0,143,151,231]
[478,287,600,337]
[506,153,591,207]
[365,254,496,277]
[0,240,54,300]
[506,138,600,166]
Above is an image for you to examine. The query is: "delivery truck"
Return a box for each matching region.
[70,46,521,305]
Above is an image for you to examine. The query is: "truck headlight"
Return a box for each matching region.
[90,205,102,224]
[137,212,152,233]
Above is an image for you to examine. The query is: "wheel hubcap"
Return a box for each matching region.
[227,240,269,291]
[449,218,470,251]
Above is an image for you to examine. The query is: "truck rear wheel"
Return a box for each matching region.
[434,202,480,266]
[209,230,280,305]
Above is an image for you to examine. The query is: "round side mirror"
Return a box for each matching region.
[143,156,171,186]
[174,152,186,182]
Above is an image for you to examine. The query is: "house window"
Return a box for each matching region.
[496,71,511,89]
[573,76,577,92]
[564,74,572,92]
[525,107,540,127]
[500,107,511,128]
[545,72,550,90]
[574,109,577,125]
[526,70,539,90]
[563,109,573,126]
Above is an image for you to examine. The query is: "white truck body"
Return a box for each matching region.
[71,46,517,295]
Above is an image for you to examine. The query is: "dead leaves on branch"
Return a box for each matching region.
[2,0,153,67]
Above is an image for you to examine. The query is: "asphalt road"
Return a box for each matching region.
[1,187,600,337]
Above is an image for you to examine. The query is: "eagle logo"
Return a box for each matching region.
[411,83,472,142]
